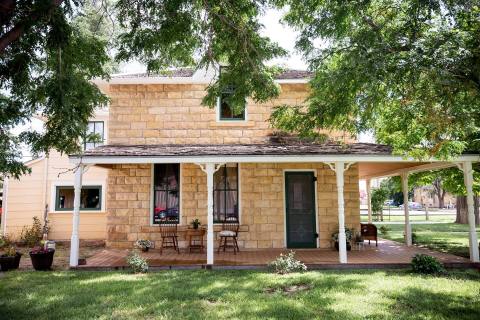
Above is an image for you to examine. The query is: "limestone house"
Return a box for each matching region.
[1,109,109,240]
[3,68,479,267]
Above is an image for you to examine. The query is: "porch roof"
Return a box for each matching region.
[69,143,480,179]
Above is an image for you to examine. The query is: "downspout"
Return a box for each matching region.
[41,155,50,238]
[1,176,9,235]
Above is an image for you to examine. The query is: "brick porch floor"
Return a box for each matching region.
[76,239,477,270]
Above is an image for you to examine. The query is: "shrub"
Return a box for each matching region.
[126,251,149,273]
[411,232,418,244]
[20,217,44,247]
[0,234,12,249]
[411,254,445,274]
[268,251,307,274]
[379,225,390,235]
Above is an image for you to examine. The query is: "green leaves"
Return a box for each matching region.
[115,0,286,108]
[270,1,480,158]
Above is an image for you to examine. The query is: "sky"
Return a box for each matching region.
[120,9,307,74]
[16,9,372,160]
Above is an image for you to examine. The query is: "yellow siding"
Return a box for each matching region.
[4,114,109,241]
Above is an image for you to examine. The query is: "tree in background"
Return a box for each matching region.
[270,1,480,159]
[371,186,389,221]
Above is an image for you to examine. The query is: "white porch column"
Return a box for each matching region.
[401,173,412,246]
[462,161,479,262]
[69,165,84,267]
[205,163,215,266]
[334,161,348,264]
[366,179,372,224]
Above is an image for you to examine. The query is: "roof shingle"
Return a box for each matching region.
[75,143,393,158]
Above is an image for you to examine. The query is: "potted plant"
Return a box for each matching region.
[29,245,55,271]
[191,218,201,230]
[0,246,22,271]
[136,239,153,252]
[331,228,353,251]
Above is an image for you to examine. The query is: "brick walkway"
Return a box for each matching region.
[77,239,475,269]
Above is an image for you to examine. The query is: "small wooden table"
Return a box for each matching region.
[186,228,206,253]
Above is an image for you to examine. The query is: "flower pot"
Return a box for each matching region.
[334,241,352,251]
[29,249,55,271]
[0,252,22,271]
[141,247,149,252]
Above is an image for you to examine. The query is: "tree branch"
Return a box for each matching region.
[0,0,64,55]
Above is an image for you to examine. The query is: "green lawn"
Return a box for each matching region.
[361,214,457,223]
[377,223,480,258]
[1,270,479,319]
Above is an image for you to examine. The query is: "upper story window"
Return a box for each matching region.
[84,121,104,150]
[217,67,246,121]
[153,164,180,224]
[214,164,239,223]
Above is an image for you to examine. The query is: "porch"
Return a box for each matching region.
[68,143,480,267]
[77,239,474,270]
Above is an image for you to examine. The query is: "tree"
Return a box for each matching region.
[371,186,389,221]
[270,1,480,159]
[0,0,110,179]
[1,0,285,178]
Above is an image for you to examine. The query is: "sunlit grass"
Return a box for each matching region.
[1,269,479,319]
[376,223,480,257]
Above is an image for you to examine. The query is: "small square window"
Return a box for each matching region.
[55,186,102,211]
[84,121,104,150]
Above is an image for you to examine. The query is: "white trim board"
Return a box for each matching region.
[70,154,480,165]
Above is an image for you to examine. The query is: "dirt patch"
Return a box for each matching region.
[264,283,312,295]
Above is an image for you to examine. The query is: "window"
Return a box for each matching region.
[153,164,180,224]
[218,67,246,121]
[84,121,104,150]
[55,186,102,211]
[214,164,239,223]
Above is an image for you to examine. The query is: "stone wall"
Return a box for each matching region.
[106,163,360,249]
[107,83,352,145]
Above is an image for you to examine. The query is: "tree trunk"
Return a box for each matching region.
[455,196,480,225]
[438,191,445,209]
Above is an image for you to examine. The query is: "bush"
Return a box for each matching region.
[411,232,418,244]
[268,251,307,274]
[411,254,445,274]
[379,225,390,235]
[20,217,44,247]
[0,234,12,249]
[126,251,148,273]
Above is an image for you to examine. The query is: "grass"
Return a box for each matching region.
[377,223,480,258]
[1,269,479,319]
[361,214,457,223]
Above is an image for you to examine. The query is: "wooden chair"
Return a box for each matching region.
[217,219,240,254]
[159,222,180,254]
[360,223,378,246]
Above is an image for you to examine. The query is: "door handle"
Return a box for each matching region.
[314,233,319,238]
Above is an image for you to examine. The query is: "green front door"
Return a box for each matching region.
[285,172,317,248]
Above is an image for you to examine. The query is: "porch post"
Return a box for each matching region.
[401,173,412,246]
[334,161,347,263]
[462,161,479,262]
[205,163,215,266]
[366,179,372,224]
[69,164,84,267]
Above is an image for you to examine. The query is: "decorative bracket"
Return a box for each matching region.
[195,162,225,174]
[324,162,355,172]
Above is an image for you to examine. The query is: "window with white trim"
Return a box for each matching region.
[153,164,180,224]
[213,164,239,222]
[217,67,246,121]
[55,186,102,211]
[84,121,104,150]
